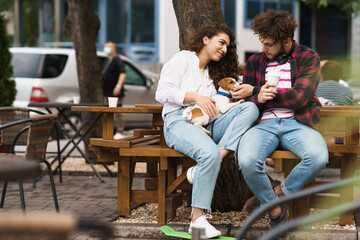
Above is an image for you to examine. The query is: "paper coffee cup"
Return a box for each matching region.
[108,97,118,107]
[267,72,280,90]
[73,96,80,104]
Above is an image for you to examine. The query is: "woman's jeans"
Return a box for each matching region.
[237,117,328,206]
[163,102,258,210]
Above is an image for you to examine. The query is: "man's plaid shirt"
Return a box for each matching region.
[243,41,322,127]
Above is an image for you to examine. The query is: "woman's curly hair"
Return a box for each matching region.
[183,23,239,88]
[251,9,297,43]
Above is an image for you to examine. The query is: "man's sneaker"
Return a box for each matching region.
[188,215,221,239]
[269,204,290,229]
[186,166,196,184]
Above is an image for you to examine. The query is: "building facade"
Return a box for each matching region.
[7,0,354,74]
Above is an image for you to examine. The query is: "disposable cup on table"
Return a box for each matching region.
[108,97,118,107]
[73,96,80,104]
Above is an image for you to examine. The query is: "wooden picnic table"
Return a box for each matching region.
[71,104,360,225]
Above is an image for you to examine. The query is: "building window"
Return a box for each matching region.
[221,0,236,31]
[244,0,295,27]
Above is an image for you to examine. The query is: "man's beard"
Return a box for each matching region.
[264,44,286,62]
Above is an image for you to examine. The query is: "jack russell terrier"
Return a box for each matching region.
[186,77,244,135]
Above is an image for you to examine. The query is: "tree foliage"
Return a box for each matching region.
[301,0,360,15]
[0,3,16,107]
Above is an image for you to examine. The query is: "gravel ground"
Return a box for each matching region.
[59,157,359,231]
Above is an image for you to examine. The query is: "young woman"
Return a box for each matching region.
[155,23,258,238]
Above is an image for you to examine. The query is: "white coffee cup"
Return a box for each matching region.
[73,96,80,104]
[267,72,280,90]
[108,97,118,107]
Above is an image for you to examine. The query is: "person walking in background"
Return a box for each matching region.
[155,23,258,238]
[316,60,353,105]
[233,9,328,230]
[102,41,127,139]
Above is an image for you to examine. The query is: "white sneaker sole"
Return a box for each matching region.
[186,166,196,184]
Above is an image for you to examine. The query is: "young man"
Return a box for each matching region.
[316,60,353,105]
[232,9,328,227]
[102,41,127,139]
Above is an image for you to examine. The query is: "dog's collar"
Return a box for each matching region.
[217,91,232,98]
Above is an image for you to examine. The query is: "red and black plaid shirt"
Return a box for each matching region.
[243,41,321,127]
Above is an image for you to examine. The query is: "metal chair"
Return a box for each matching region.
[236,176,360,240]
[0,114,59,212]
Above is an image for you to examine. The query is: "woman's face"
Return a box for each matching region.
[201,32,230,62]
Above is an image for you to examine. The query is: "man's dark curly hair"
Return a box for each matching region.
[183,23,239,88]
[251,9,297,43]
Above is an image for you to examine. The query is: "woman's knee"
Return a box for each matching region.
[196,146,222,167]
[242,102,259,120]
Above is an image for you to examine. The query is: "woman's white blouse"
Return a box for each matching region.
[155,50,216,118]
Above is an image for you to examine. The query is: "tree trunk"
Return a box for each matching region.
[64,0,103,161]
[172,0,253,212]
[211,155,254,212]
[172,0,224,50]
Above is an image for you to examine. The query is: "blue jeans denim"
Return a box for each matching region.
[237,117,328,206]
[163,102,258,210]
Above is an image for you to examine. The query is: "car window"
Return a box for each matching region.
[124,63,146,86]
[98,55,146,86]
[12,53,42,78]
[41,54,68,78]
[11,52,68,78]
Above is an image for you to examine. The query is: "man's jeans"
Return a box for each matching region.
[237,117,328,206]
[163,102,259,210]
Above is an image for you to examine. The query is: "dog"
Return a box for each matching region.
[186,77,244,135]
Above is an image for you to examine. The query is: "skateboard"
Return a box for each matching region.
[160,225,237,239]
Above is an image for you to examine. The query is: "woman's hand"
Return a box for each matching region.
[258,84,277,103]
[231,84,254,99]
[195,95,217,117]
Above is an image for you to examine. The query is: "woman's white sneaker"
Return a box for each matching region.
[186,166,196,184]
[188,215,221,239]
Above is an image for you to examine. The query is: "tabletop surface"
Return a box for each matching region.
[28,102,109,109]
[0,153,41,181]
[71,104,163,114]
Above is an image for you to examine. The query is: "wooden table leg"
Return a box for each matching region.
[102,112,114,140]
[339,153,355,225]
[158,157,167,224]
[118,156,131,216]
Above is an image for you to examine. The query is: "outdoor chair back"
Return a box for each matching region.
[0,107,30,149]
[0,114,59,212]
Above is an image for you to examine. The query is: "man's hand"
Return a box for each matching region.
[258,83,277,103]
[195,95,217,117]
[231,84,254,99]
[113,85,121,96]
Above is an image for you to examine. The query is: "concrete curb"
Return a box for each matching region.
[109,223,358,239]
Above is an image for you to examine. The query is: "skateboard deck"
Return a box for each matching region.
[160,225,237,239]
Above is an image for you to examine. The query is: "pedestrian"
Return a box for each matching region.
[155,23,259,238]
[102,41,127,139]
[232,9,328,230]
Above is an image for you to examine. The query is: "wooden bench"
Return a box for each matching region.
[89,129,195,224]
[73,104,360,225]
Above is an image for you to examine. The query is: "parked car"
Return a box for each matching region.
[10,47,159,130]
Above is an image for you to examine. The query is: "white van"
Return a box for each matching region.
[10,47,159,129]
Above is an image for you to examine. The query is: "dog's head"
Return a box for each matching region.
[217,77,238,91]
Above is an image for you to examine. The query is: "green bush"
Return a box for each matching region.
[0,4,16,107]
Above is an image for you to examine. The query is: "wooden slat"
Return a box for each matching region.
[120,145,187,157]
[131,190,157,203]
[269,150,299,159]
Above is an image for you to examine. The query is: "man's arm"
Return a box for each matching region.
[113,72,126,97]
